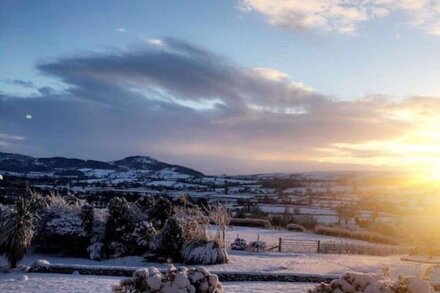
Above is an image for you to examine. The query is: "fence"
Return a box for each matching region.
[277,238,406,255]
[319,241,408,256]
[278,238,321,253]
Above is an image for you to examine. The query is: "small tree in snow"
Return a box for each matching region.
[0,195,35,268]
[156,217,185,261]
[104,197,144,258]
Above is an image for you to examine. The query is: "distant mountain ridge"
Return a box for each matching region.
[0,152,204,178]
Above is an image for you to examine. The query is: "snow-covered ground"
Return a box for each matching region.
[0,273,315,292]
[1,227,437,291]
[1,227,432,278]
[223,226,370,246]
[1,251,437,281]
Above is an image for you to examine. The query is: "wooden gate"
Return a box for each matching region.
[278,238,321,253]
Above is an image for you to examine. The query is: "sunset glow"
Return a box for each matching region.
[1,0,440,176]
[2,2,440,291]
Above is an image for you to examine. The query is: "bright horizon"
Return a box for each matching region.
[1,0,440,177]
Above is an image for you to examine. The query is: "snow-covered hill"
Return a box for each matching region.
[0,152,204,180]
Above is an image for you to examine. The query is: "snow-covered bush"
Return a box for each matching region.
[31,259,51,269]
[43,193,82,217]
[150,203,232,263]
[88,242,104,260]
[131,220,157,254]
[136,195,155,213]
[248,240,267,252]
[37,211,88,256]
[286,223,306,232]
[175,207,209,244]
[308,271,434,293]
[155,217,185,261]
[149,197,174,229]
[29,193,90,256]
[104,197,145,258]
[182,240,229,265]
[33,193,84,237]
[107,241,128,258]
[45,213,86,236]
[230,237,247,250]
[112,263,224,293]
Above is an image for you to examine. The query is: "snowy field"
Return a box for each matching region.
[223,226,373,246]
[0,273,315,292]
[1,226,438,291]
[1,227,436,278]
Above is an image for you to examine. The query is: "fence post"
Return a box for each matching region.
[278,238,282,252]
[317,240,321,253]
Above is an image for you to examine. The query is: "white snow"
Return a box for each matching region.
[0,273,315,292]
[78,169,115,178]
[223,226,369,246]
[0,225,438,291]
[1,251,438,282]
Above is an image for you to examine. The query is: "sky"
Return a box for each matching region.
[1,0,440,175]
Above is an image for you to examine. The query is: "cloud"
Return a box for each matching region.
[10,79,36,88]
[251,67,290,81]
[1,39,439,174]
[115,28,127,33]
[147,39,164,46]
[240,0,440,35]
[0,132,25,149]
[2,79,36,89]
[0,133,24,141]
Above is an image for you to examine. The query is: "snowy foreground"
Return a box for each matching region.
[1,251,437,279]
[2,223,437,280]
[0,273,315,292]
[1,251,439,292]
[1,227,439,291]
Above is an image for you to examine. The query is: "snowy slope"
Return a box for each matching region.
[0,152,204,180]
